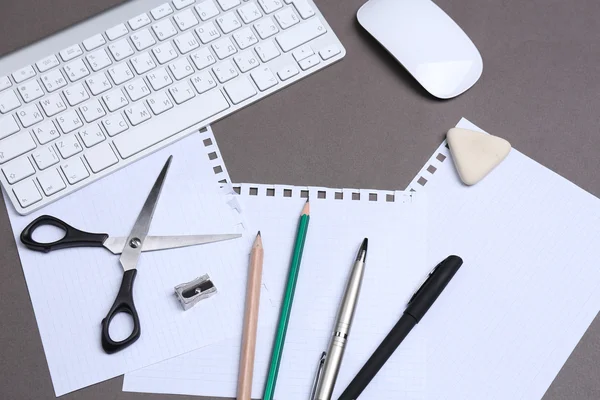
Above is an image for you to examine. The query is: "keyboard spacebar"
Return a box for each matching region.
[114,89,230,159]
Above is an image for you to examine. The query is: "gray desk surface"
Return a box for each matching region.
[2,0,600,399]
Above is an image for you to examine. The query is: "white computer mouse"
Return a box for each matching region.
[357,0,483,99]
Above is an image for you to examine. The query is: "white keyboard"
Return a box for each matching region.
[0,0,344,215]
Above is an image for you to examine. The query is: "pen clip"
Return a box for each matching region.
[309,351,327,400]
[408,263,441,306]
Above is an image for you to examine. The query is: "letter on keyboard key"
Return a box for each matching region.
[40,93,68,117]
[61,158,89,184]
[79,124,106,147]
[224,76,257,104]
[114,89,229,158]
[56,110,83,133]
[190,71,217,94]
[17,104,44,128]
[37,168,66,196]
[32,121,60,144]
[80,99,107,122]
[0,132,36,164]
[13,179,42,208]
[2,156,35,184]
[63,83,90,106]
[147,92,174,114]
[124,79,151,101]
[56,135,83,158]
[84,142,119,173]
[102,114,129,136]
[275,18,326,51]
[169,82,196,104]
[0,115,20,139]
[102,88,129,111]
[238,3,263,23]
[125,103,152,125]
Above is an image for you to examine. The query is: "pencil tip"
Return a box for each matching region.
[257,231,261,236]
[301,199,310,215]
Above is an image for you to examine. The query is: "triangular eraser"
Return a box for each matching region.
[447,128,511,186]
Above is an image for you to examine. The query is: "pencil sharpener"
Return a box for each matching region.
[174,274,217,311]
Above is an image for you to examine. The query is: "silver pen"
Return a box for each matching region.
[310,238,368,400]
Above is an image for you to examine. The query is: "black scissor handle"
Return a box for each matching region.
[101,269,141,354]
[20,215,109,253]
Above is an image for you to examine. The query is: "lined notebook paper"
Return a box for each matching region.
[124,184,428,399]
[4,128,257,396]
[401,118,600,399]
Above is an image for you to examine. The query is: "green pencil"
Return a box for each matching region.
[263,199,311,400]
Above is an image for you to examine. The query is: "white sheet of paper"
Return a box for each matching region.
[4,128,255,396]
[401,118,600,399]
[124,184,428,399]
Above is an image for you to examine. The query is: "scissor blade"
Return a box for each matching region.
[104,234,242,254]
[119,157,172,271]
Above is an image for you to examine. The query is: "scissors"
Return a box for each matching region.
[20,156,241,354]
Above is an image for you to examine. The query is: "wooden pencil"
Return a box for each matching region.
[236,231,264,400]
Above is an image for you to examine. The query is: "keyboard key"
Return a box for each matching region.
[0,90,21,113]
[3,156,35,184]
[56,110,83,133]
[17,104,44,127]
[59,44,83,62]
[80,99,106,122]
[213,60,238,83]
[173,0,195,9]
[64,59,90,82]
[0,115,19,138]
[169,58,195,80]
[86,49,113,71]
[40,93,68,117]
[56,134,83,158]
[147,91,174,114]
[174,32,200,54]
[275,17,326,51]
[61,158,89,184]
[224,76,257,104]
[216,12,242,33]
[190,71,217,93]
[196,22,221,44]
[319,44,341,60]
[251,66,278,91]
[128,13,152,30]
[212,37,237,59]
[151,3,174,19]
[32,146,60,169]
[232,27,259,49]
[277,64,299,80]
[131,52,157,74]
[131,29,156,51]
[79,124,106,147]
[174,9,199,30]
[125,103,152,125]
[32,121,60,144]
[13,179,42,207]
[152,19,178,41]
[82,34,107,51]
[292,44,313,62]
[146,67,173,90]
[153,42,179,64]
[238,2,262,23]
[124,78,151,101]
[195,1,220,20]
[63,82,89,105]
[41,69,67,92]
[102,113,128,136]
[291,0,315,19]
[216,0,240,11]
[258,0,283,14]
[102,88,129,111]
[84,142,118,173]
[36,55,60,73]
[17,80,44,103]
[254,17,279,39]
[275,7,299,29]
[233,51,260,72]
[108,39,135,61]
[190,47,216,69]
[37,168,66,196]
[298,53,320,70]
[0,132,37,164]
[169,81,196,104]
[113,89,229,158]
[108,63,134,85]
[85,73,113,96]
[13,65,36,83]
[0,76,11,91]
[106,23,129,40]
